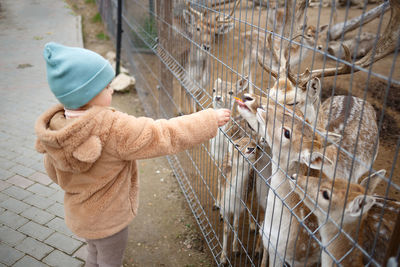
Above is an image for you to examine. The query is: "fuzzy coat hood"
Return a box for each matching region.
[35,104,218,239]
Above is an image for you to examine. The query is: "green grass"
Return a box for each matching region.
[130,16,158,49]
[85,0,96,4]
[91,13,102,23]
[96,32,110,40]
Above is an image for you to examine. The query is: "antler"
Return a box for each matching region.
[292,44,352,88]
[186,1,205,19]
[355,0,399,68]
[186,0,241,24]
[292,0,399,88]
[257,33,279,80]
[216,0,241,24]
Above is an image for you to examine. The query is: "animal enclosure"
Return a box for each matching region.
[98,0,400,266]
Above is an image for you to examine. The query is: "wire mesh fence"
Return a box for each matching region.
[98,0,400,265]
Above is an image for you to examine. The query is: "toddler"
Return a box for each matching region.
[35,42,230,267]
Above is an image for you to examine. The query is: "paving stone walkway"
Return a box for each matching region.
[0,0,86,266]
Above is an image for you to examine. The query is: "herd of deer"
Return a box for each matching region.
[156,0,399,265]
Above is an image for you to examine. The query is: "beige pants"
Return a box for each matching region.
[85,226,129,267]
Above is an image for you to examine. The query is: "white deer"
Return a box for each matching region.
[218,137,257,265]
[254,103,341,267]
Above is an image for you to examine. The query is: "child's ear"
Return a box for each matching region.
[345,195,375,218]
[301,150,333,170]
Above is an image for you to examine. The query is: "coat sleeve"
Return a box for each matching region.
[111,109,219,160]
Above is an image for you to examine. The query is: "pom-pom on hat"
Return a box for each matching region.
[43,42,115,109]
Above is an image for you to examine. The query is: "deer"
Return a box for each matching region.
[253,102,343,267]
[257,6,399,182]
[155,1,240,114]
[218,137,257,265]
[211,76,252,162]
[289,169,400,266]
[180,0,241,113]
[259,0,399,122]
[211,76,253,210]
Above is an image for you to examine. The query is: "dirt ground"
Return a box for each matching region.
[65,0,215,266]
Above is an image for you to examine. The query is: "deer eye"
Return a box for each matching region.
[243,95,253,102]
[212,89,216,93]
[283,128,291,139]
[196,27,201,32]
[228,91,233,95]
[322,190,330,200]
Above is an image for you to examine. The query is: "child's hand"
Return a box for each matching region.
[216,109,231,127]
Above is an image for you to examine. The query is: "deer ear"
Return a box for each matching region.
[319,24,329,33]
[360,169,386,195]
[216,23,233,35]
[321,131,342,146]
[301,151,333,170]
[183,10,196,27]
[256,108,267,124]
[236,76,249,93]
[306,78,321,101]
[345,195,375,218]
[214,77,222,88]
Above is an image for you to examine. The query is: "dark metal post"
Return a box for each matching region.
[115,0,123,76]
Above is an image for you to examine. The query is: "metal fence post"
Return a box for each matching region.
[115,0,123,76]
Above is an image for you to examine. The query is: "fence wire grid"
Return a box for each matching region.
[97,0,400,266]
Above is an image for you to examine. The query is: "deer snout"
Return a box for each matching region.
[215,96,222,101]
[202,44,210,51]
[247,147,255,153]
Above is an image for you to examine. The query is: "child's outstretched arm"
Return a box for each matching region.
[111,108,231,160]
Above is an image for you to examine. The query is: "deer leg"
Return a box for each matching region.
[249,214,256,232]
[232,212,240,255]
[213,178,221,210]
[260,247,268,267]
[220,221,229,265]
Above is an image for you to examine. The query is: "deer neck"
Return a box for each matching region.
[318,217,364,266]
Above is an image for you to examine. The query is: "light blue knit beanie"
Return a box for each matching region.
[43,42,115,109]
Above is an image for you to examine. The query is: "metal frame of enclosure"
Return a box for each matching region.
[98,0,400,266]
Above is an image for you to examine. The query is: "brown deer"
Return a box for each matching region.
[260,0,399,124]
[290,170,400,266]
[259,14,394,182]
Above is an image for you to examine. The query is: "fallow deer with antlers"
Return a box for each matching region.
[256,0,400,181]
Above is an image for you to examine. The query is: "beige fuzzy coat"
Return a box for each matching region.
[35,104,218,239]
